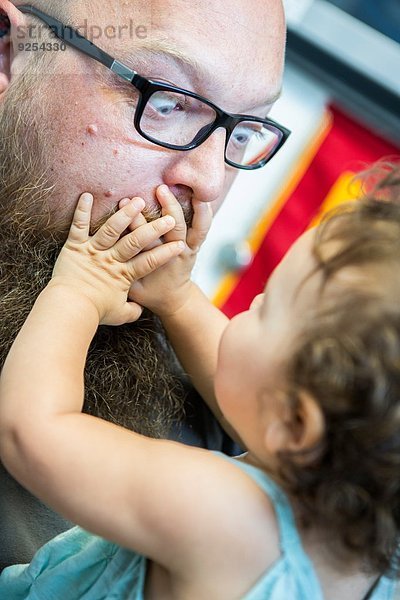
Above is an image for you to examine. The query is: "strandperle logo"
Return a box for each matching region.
[16,18,148,41]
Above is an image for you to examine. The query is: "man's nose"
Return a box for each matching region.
[162,128,227,204]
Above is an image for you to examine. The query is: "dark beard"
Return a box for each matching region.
[0,71,186,439]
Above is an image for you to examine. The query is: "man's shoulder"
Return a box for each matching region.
[0,461,72,571]
[173,384,242,455]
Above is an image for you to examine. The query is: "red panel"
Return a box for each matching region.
[221,105,400,318]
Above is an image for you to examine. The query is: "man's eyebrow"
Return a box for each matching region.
[247,88,282,111]
[118,40,282,110]
[120,40,204,78]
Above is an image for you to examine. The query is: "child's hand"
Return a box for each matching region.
[50,193,185,326]
[121,186,213,318]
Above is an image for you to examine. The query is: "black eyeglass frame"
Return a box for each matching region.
[19,4,291,171]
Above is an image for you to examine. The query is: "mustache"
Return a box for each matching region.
[145,198,194,229]
[91,196,194,237]
[44,191,195,244]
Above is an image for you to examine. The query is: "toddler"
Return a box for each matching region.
[0,165,399,599]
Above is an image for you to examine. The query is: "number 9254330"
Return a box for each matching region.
[18,42,66,52]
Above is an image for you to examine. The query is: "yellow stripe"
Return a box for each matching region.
[213,109,334,308]
[307,171,362,229]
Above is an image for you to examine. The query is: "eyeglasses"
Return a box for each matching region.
[19,4,291,171]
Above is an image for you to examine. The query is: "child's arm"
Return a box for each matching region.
[125,186,242,444]
[158,284,242,443]
[0,194,275,583]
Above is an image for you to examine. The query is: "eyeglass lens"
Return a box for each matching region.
[139,90,283,168]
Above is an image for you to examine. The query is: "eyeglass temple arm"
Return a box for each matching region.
[18,5,137,82]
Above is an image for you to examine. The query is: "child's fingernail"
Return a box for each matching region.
[159,185,170,195]
[81,193,93,204]
[177,241,185,249]
[131,197,145,210]
[119,198,130,207]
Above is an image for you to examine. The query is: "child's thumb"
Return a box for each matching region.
[121,302,144,324]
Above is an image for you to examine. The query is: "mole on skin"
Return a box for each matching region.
[86,124,98,135]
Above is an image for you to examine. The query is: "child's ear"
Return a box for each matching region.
[264,391,324,460]
[0,1,27,95]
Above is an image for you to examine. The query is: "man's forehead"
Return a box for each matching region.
[97,0,278,27]
[80,0,284,46]
[80,0,285,110]
[119,40,282,111]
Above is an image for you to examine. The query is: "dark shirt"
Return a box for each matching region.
[0,386,241,572]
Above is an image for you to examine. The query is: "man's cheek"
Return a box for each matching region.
[211,192,228,215]
[213,171,238,214]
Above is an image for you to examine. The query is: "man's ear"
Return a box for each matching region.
[264,391,324,459]
[0,0,27,95]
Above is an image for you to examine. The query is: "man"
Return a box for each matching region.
[0,0,287,571]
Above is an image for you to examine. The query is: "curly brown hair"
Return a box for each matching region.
[279,161,400,576]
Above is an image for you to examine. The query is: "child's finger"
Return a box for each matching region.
[128,241,185,280]
[111,215,177,262]
[68,193,93,244]
[119,200,162,251]
[119,198,131,209]
[130,215,163,251]
[125,211,161,247]
[119,198,144,233]
[131,213,163,251]
[156,185,187,244]
[91,198,145,250]
[187,200,213,251]
[127,211,147,232]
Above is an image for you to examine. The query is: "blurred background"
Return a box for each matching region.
[194,0,400,316]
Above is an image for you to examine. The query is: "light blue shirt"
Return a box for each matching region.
[0,452,396,599]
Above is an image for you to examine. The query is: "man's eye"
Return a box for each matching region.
[232,126,263,147]
[233,128,250,146]
[148,92,185,116]
[232,125,268,147]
